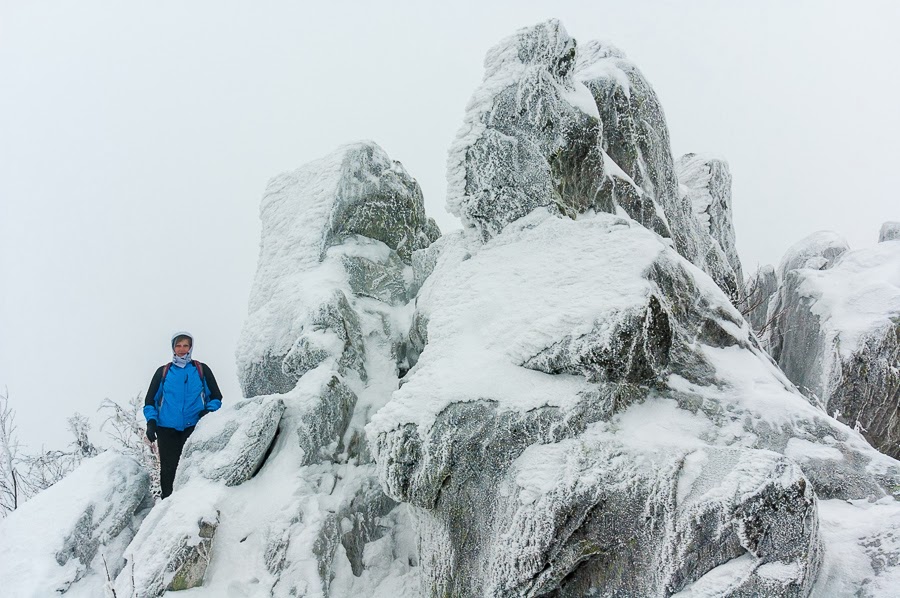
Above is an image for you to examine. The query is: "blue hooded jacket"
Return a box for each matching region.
[143,332,223,430]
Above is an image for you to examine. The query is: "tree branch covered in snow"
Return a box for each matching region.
[0,388,23,516]
[99,394,160,499]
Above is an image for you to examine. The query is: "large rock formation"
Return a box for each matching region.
[237,141,439,398]
[755,228,900,460]
[0,452,151,596]
[367,20,900,598]
[6,18,900,598]
[444,22,742,303]
[111,140,435,597]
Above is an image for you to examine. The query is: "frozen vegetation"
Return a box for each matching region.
[3,18,899,598]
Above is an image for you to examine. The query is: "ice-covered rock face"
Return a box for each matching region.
[113,141,434,597]
[675,153,743,300]
[764,231,900,459]
[237,141,439,398]
[446,21,616,240]
[447,21,743,304]
[880,221,900,242]
[369,208,899,597]
[0,452,150,596]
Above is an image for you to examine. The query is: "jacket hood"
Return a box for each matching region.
[171,330,194,350]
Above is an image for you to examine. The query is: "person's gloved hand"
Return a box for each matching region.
[146,419,157,442]
[206,399,221,412]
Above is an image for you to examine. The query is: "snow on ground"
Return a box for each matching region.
[800,239,900,359]
[0,451,149,598]
[369,209,664,435]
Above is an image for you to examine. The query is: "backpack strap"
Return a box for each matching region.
[162,363,171,381]
[192,360,205,380]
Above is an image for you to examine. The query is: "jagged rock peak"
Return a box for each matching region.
[446,19,744,304]
[237,140,439,397]
[880,220,900,242]
[676,153,743,288]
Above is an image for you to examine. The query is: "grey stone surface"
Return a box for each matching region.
[0,452,151,595]
[295,374,358,466]
[326,142,440,264]
[766,232,850,396]
[879,221,900,242]
[118,503,220,598]
[283,289,368,383]
[237,140,439,399]
[447,21,619,242]
[173,396,286,488]
[676,153,744,302]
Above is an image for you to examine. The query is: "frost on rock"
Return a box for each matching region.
[237,140,439,398]
[114,141,436,597]
[765,231,900,459]
[0,452,150,596]
[115,486,221,597]
[369,207,900,596]
[446,20,616,241]
[573,40,742,301]
[173,396,286,488]
[446,20,744,303]
[675,153,743,301]
[880,221,900,243]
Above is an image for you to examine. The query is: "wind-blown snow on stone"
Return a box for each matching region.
[368,205,899,596]
[237,141,439,398]
[112,141,436,597]
[765,232,900,459]
[0,451,150,597]
[879,221,900,242]
[446,20,744,304]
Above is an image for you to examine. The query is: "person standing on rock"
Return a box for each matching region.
[143,331,223,498]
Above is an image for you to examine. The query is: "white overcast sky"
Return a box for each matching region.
[2,0,898,449]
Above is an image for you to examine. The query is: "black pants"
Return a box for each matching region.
[157,425,195,498]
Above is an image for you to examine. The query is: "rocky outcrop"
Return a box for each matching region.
[880,221,900,242]
[369,206,898,596]
[118,141,433,597]
[367,20,899,598]
[0,452,151,596]
[10,18,898,598]
[761,230,900,459]
[445,22,743,304]
[676,153,743,301]
[173,396,286,488]
[237,141,439,398]
[115,495,221,597]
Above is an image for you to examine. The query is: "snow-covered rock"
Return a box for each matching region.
[445,21,743,304]
[8,18,899,598]
[237,141,439,398]
[879,221,900,242]
[114,484,221,597]
[676,153,743,300]
[173,396,285,488]
[0,451,150,596]
[764,231,900,459]
[369,207,899,596]
[116,140,435,597]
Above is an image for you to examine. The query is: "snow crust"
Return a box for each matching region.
[370,210,663,435]
[800,239,900,359]
[0,451,149,597]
